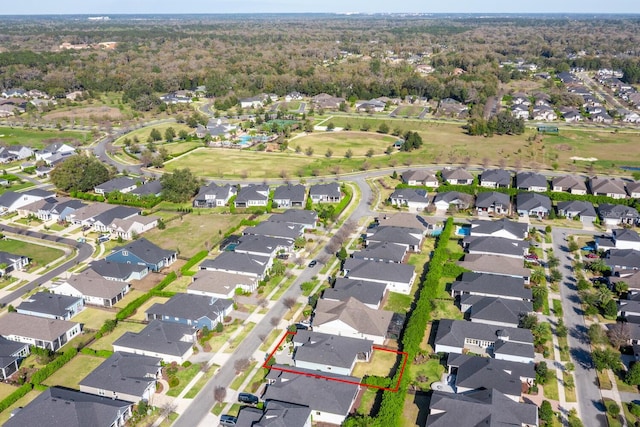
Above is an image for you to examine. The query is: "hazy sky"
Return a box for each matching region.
[2,0,640,15]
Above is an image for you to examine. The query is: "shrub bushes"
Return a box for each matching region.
[181,250,208,275]
[0,383,33,412]
[31,347,78,385]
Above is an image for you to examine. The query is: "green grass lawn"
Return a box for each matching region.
[597,369,613,390]
[259,329,284,352]
[552,299,563,316]
[603,398,624,427]
[357,388,379,416]
[113,123,191,146]
[352,349,399,378]
[164,275,191,293]
[543,370,560,400]
[557,335,570,362]
[143,212,249,258]
[72,307,116,330]
[431,299,463,320]
[88,321,146,352]
[42,354,105,388]
[384,292,413,314]
[0,239,64,268]
[0,382,18,400]
[184,364,219,398]
[294,131,396,157]
[207,320,242,352]
[0,126,87,148]
[225,322,256,353]
[230,361,258,390]
[166,363,202,397]
[162,140,202,156]
[113,289,145,309]
[410,358,445,391]
[129,296,170,321]
[245,366,269,394]
[564,372,577,402]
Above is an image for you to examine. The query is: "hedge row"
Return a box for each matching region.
[224,218,260,238]
[0,383,33,412]
[374,217,454,427]
[80,348,114,358]
[31,347,78,386]
[180,250,208,275]
[334,184,353,219]
[116,293,153,321]
[154,271,178,292]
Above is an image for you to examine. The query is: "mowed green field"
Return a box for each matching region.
[293,131,397,156]
[165,121,640,178]
[113,123,192,145]
[0,239,65,267]
[0,126,87,148]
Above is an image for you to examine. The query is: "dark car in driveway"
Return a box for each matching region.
[308,260,317,268]
[238,392,259,405]
[220,414,237,426]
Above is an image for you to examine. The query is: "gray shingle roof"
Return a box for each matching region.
[458,254,531,279]
[615,228,640,243]
[130,180,162,196]
[0,336,28,369]
[447,353,535,379]
[0,313,79,342]
[243,221,305,239]
[113,320,194,357]
[194,182,235,201]
[351,241,407,263]
[236,184,269,204]
[237,401,311,427]
[95,176,137,193]
[453,356,524,397]
[235,235,294,256]
[475,191,510,209]
[89,259,147,281]
[426,389,538,427]
[92,206,140,226]
[343,258,415,284]
[79,352,161,399]
[516,171,547,189]
[441,168,473,181]
[451,272,532,300]
[4,387,132,427]
[607,249,640,270]
[309,182,341,198]
[434,319,533,349]
[470,219,528,240]
[552,175,587,192]
[269,209,317,227]
[516,192,551,211]
[263,365,359,417]
[557,200,596,217]
[468,297,533,325]
[146,293,232,323]
[599,203,640,220]
[200,252,271,277]
[480,169,512,187]
[322,277,387,307]
[313,297,393,337]
[17,292,82,317]
[111,238,175,265]
[433,191,473,207]
[464,236,529,258]
[367,226,422,246]
[390,188,429,203]
[273,184,306,203]
[401,169,438,183]
[293,330,373,369]
[590,176,627,195]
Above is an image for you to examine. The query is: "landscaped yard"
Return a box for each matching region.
[207,320,243,352]
[0,239,65,268]
[184,364,219,398]
[128,296,170,321]
[564,372,577,402]
[230,361,258,390]
[144,212,249,258]
[0,382,17,400]
[0,126,87,148]
[384,292,413,314]
[542,370,560,400]
[164,275,191,293]
[114,289,145,309]
[72,307,116,330]
[42,354,105,389]
[113,123,191,146]
[410,358,445,391]
[88,321,147,352]
[352,348,399,378]
[225,322,256,352]
[166,363,202,397]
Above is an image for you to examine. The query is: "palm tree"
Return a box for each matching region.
[530,269,546,285]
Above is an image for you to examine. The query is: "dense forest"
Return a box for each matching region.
[0,15,639,110]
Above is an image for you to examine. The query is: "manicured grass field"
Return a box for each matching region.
[384,292,413,314]
[161,140,202,156]
[129,296,170,321]
[72,307,116,330]
[293,131,397,157]
[166,363,201,397]
[42,354,105,389]
[113,123,192,146]
[88,321,146,352]
[0,239,65,268]
[543,370,560,400]
[352,348,399,378]
[225,322,256,353]
[0,382,17,400]
[143,212,250,258]
[0,126,87,148]
[410,358,445,390]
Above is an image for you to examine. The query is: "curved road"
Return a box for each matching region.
[0,225,94,306]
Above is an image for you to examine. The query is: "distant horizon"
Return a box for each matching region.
[1,0,639,16]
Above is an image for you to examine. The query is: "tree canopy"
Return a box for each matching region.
[50,155,113,192]
[160,168,200,203]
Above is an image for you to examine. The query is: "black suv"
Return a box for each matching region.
[238,392,259,405]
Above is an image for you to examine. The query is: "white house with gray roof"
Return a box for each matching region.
[479,169,512,189]
[450,272,532,302]
[235,184,269,207]
[145,293,232,331]
[343,258,415,295]
[16,292,84,321]
[0,313,82,351]
[94,176,138,195]
[462,296,533,328]
[309,182,342,203]
[269,209,318,229]
[322,277,387,309]
[199,252,272,281]
[273,184,306,208]
[401,170,439,187]
[351,241,408,263]
[79,352,162,403]
[557,200,597,225]
[292,331,373,376]
[441,168,473,185]
[612,229,640,251]
[52,269,131,307]
[313,297,393,344]
[552,175,587,194]
[598,203,640,227]
[234,234,294,259]
[516,171,548,192]
[470,219,528,240]
[243,221,304,240]
[189,270,257,299]
[464,236,529,259]
[0,189,54,213]
[236,401,312,427]
[475,191,511,216]
[193,182,236,208]
[516,192,551,217]
[389,188,429,211]
[590,176,628,199]
[366,225,424,252]
[112,320,196,364]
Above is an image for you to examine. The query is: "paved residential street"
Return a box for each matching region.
[551,227,607,426]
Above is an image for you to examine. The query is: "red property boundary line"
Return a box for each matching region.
[262,331,408,392]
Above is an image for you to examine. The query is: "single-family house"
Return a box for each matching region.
[199,252,272,281]
[94,177,138,195]
[16,292,84,320]
[343,258,415,295]
[4,387,132,427]
[464,236,529,259]
[355,99,386,112]
[434,319,534,362]
[366,226,424,252]
[458,254,531,284]
[627,181,640,199]
[309,182,342,203]
[0,313,81,351]
[562,108,583,122]
[66,202,116,226]
[110,215,159,240]
[322,277,387,310]
[129,180,163,197]
[188,270,257,299]
[461,296,533,328]
[433,191,474,212]
[475,191,511,216]
[311,93,345,110]
[598,203,640,226]
[89,259,149,282]
[401,170,439,187]
[106,238,177,272]
[515,171,548,192]
[193,182,237,208]
[532,104,557,121]
[79,352,162,403]
[0,251,29,276]
[146,293,233,330]
[0,336,29,380]
[557,200,597,225]
[234,235,294,259]
[590,177,628,199]
[34,143,76,162]
[292,331,373,376]
[479,169,512,189]
[0,188,53,213]
[243,221,305,240]
[269,209,318,230]
[470,218,528,240]
[313,297,393,344]
[90,206,141,233]
[511,104,530,120]
[263,366,359,425]
[606,249,640,275]
[441,168,474,185]
[613,229,640,251]
[516,192,552,218]
[351,241,408,263]
[551,175,587,194]
[237,401,311,427]
[450,272,532,302]
[112,320,196,364]
[273,184,306,208]
[235,184,270,208]
[240,95,265,109]
[447,354,535,401]
[377,213,441,234]
[425,389,538,427]
[389,188,429,211]
[52,269,131,307]
[618,298,640,319]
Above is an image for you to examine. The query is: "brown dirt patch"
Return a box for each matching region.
[45,106,123,120]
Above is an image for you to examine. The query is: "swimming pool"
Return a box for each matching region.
[456,226,471,236]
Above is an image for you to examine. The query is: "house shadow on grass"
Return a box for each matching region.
[408,390,432,426]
